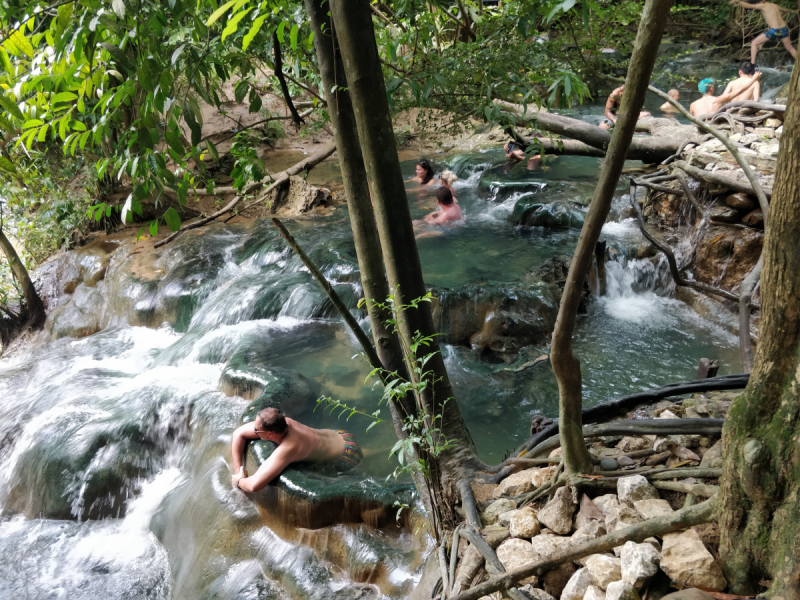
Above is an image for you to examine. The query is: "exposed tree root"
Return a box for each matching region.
[671,160,772,199]
[450,496,718,600]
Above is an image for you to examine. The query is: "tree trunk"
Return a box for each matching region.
[549,0,671,477]
[304,0,414,427]
[328,0,483,476]
[0,229,45,328]
[272,32,305,127]
[719,59,800,598]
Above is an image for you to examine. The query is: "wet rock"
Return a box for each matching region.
[599,457,619,471]
[708,206,740,224]
[508,507,541,538]
[47,283,105,339]
[694,225,763,290]
[521,585,557,600]
[431,281,561,358]
[743,208,764,228]
[617,476,659,506]
[584,554,621,590]
[660,529,727,590]
[538,486,576,534]
[483,498,518,525]
[528,255,572,285]
[605,580,640,600]
[575,495,606,530]
[632,499,674,520]
[725,193,756,212]
[520,202,587,230]
[511,194,545,224]
[479,171,547,202]
[700,440,723,469]
[561,567,593,600]
[497,538,539,585]
[256,175,333,217]
[620,541,660,588]
[584,585,607,600]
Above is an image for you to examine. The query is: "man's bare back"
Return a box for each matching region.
[231,408,359,493]
[722,62,761,102]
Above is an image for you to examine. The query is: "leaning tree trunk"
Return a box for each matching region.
[719,59,800,599]
[303,0,414,427]
[0,229,45,328]
[549,0,671,476]
[328,0,483,475]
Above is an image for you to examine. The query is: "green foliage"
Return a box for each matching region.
[672,3,731,29]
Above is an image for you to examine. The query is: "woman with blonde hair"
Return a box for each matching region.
[438,169,459,203]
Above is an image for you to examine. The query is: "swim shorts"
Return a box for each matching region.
[765,26,789,40]
[332,430,363,471]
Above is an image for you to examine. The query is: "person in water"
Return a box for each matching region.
[731,0,797,64]
[599,84,651,130]
[439,169,459,203]
[231,407,362,493]
[690,72,762,116]
[409,159,437,187]
[721,61,761,102]
[503,142,557,169]
[659,89,681,112]
[424,187,463,225]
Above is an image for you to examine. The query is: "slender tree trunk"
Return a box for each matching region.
[328,0,483,474]
[549,0,671,476]
[272,32,305,127]
[719,59,800,598]
[0,229,45,328]
[304,0,413,426]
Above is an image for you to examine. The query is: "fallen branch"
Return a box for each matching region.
[450,496,719,600]
[672,160,772,199]
[574,477,719,497]
[154,141,336,248]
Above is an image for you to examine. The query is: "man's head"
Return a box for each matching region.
[698,78,715,95]
[436,186,454,206]
[739,61,756,76]
[668,89,680,101]
[255,407,288,438]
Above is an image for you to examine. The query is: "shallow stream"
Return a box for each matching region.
[2,44,782,598]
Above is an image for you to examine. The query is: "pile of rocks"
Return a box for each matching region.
[469,394,733,600]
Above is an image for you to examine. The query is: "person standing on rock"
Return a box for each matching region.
[721,61,762,102]
[231,407,362,493]
[731,0,797,64]
[690,71,763,116]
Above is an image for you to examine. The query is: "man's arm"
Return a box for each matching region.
[604,89,621,123]
[753,81,761,102]
[716,72,762,106]
[235,446,293,493]
[231,423,258,474]
[730,1,764,10]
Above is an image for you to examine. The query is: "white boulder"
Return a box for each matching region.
[584,585,607,600]
[617,476,659,506]
[660,529,727,590]
[508,507,541,539]
[584,554,621,590]
[496,538,539,585]
[605,581,640,600]
[538,486,576,535]
[620,541,661,589]
[560,567,593,600]
[482,498,517,525]
[633,499,674,520]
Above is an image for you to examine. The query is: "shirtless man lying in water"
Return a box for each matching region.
[231,407,362,492]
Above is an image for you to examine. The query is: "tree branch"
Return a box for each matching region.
[273,31,305,127]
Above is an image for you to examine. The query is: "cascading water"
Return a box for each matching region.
[0,148,743,599]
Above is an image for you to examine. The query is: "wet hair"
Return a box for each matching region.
[417,160,435,184]
[439,170,458,187]
[436,186,454,206]
[255,407,288,434]
[739,61,756,75]
[667,89,680,99]
[698,78,714,94]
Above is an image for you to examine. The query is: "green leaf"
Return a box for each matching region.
[206,0,238,26]
[277,21,286,43]
[0,48,12,74]
[37,124,49,142]
[164,207,181,232]
[0,94,24,121]
[248,94,262,113]
[149,219,159,237]
[171,44,186,66]
[206,138,219,160]
[221,7,253,41]
[22,119,43,129]
[234,80,249,104]
[71,121,87,132]
[243,15,267,50]
[289,24,299,51]
[52,91,78,103]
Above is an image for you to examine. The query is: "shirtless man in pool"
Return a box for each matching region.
[231,407,362,492]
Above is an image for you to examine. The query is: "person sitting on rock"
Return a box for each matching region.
[721,61,761,102]
[424,186,463,225]
[503,142,557,169]
[690,72,762,117]
[599,84,651,130]
[730,0,797,64]
[231,407,362,493]
[659,89,681,112]
[408,159,438,188]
